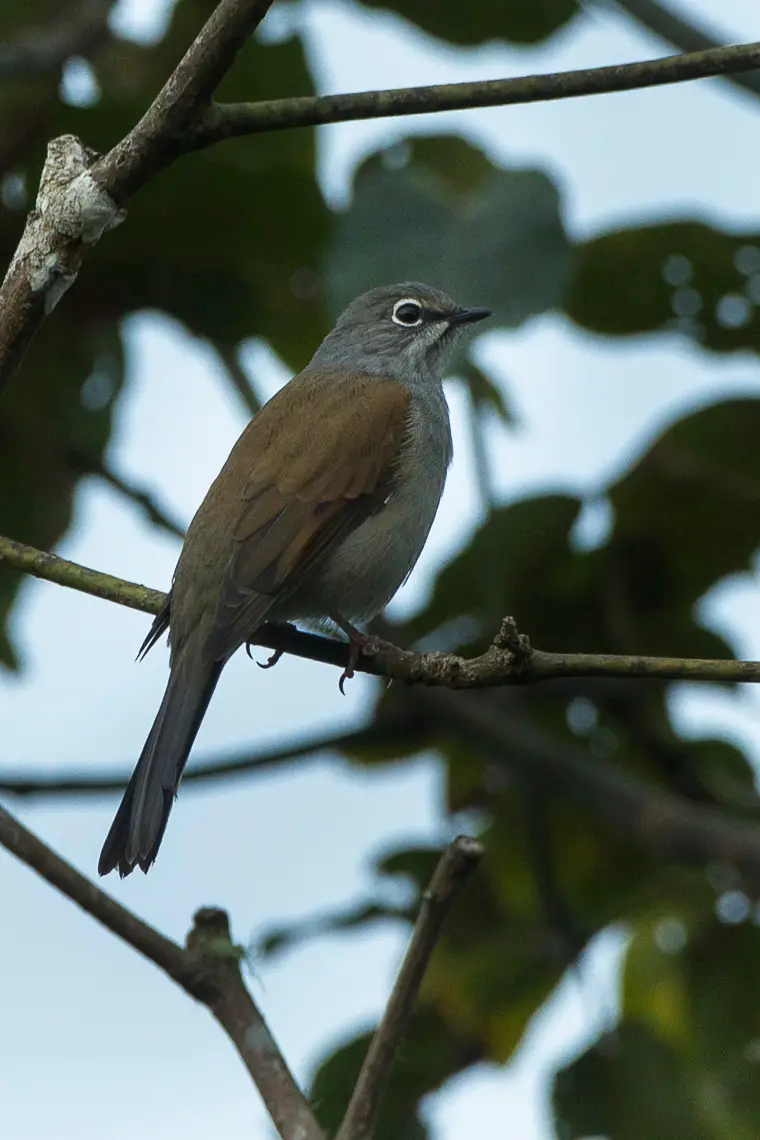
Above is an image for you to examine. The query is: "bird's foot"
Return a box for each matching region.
[330,614,369,695]
[245,622,297,669]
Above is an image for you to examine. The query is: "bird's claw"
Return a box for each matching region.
[245,641,284,670]
[338,630,368,695]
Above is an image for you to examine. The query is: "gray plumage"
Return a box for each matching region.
[98,282,489,877]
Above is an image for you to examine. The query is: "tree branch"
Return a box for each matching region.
[0,534,164,615]
[0,802,324,1140]
[0,715,424,798]
[605,0,760,100]
[67,451,187,539]
[217,342,262,416]
[336,836,482,1140]
[2,7,760,396]
[3,535,760,690]
[0,0,274,394]
[0,813,483,1140]
[96,462,186,538]
[94,0,275,200]
[193,38,760,143]
[0,134,126,393]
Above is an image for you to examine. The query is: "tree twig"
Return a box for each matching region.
[603,0,760,99]
[96,463,186,538]
[0,715,424,798]
[0,534,164,615]
[2,6,760,396]
[2,535,760,690]
[67,451,186,539]
[336,836,483,1140]
[217,342,262,416]
[193,38,760,143]
[0,802,324,1140]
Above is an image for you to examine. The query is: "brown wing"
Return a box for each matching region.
[203,370,411,661]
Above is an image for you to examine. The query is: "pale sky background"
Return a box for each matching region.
[2,1,760,1138]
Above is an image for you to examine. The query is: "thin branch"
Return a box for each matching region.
[0,801,186,973]
[3,19,760,393]
[0,802,324,1140]
[521,783,587,962]
[0,715,424,798]
[3,535,760,689]
[193,38,760,144]
[96,463,186,539]
[0,0,112,80]
[0,534,164,615]
[604,0,760,99]
[68,450,186,539]
[336,836,483,1140]
[218,342,262,416]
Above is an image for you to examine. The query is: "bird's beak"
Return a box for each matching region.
[448,306,492,325]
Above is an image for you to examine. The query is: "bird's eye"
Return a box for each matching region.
[392,299,423,327]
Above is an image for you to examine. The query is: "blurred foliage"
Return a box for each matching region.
[326,135,573,329]
[567,221,760,352]
[4,1,760,1138]
[0,0,328,665]
[258,400,760,1138]
[361,0,580,45]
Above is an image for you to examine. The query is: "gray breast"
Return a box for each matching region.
[289,383,452,623]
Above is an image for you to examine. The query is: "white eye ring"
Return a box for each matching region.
[392,298,423,327]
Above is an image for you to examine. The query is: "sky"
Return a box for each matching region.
[3,1,760,1138]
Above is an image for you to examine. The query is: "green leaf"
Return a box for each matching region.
[565,221,760,354]
[459,359,516,426]
[406,493,583,644]
[610,398,760,616]
[0,11,330,661]
[255,901,411,959]
[309,1007,486,1140]
[0,317,124,669]
[357,0,579,46]
[326,136,572,331]
[64,27,330,369]
[553,1021,714,1140]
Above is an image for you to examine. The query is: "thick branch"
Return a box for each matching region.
[95,0,275,200]
[0,0,273,393]
[0,803,324,1140]
[0,135,125,393]
[337,836,482,1140]
[194,38,760,143]
[3,21,760,393]
[3,536,760,690]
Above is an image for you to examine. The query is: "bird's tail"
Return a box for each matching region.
[98,650,223,877]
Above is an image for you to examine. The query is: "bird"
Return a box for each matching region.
[98,282,491,877]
